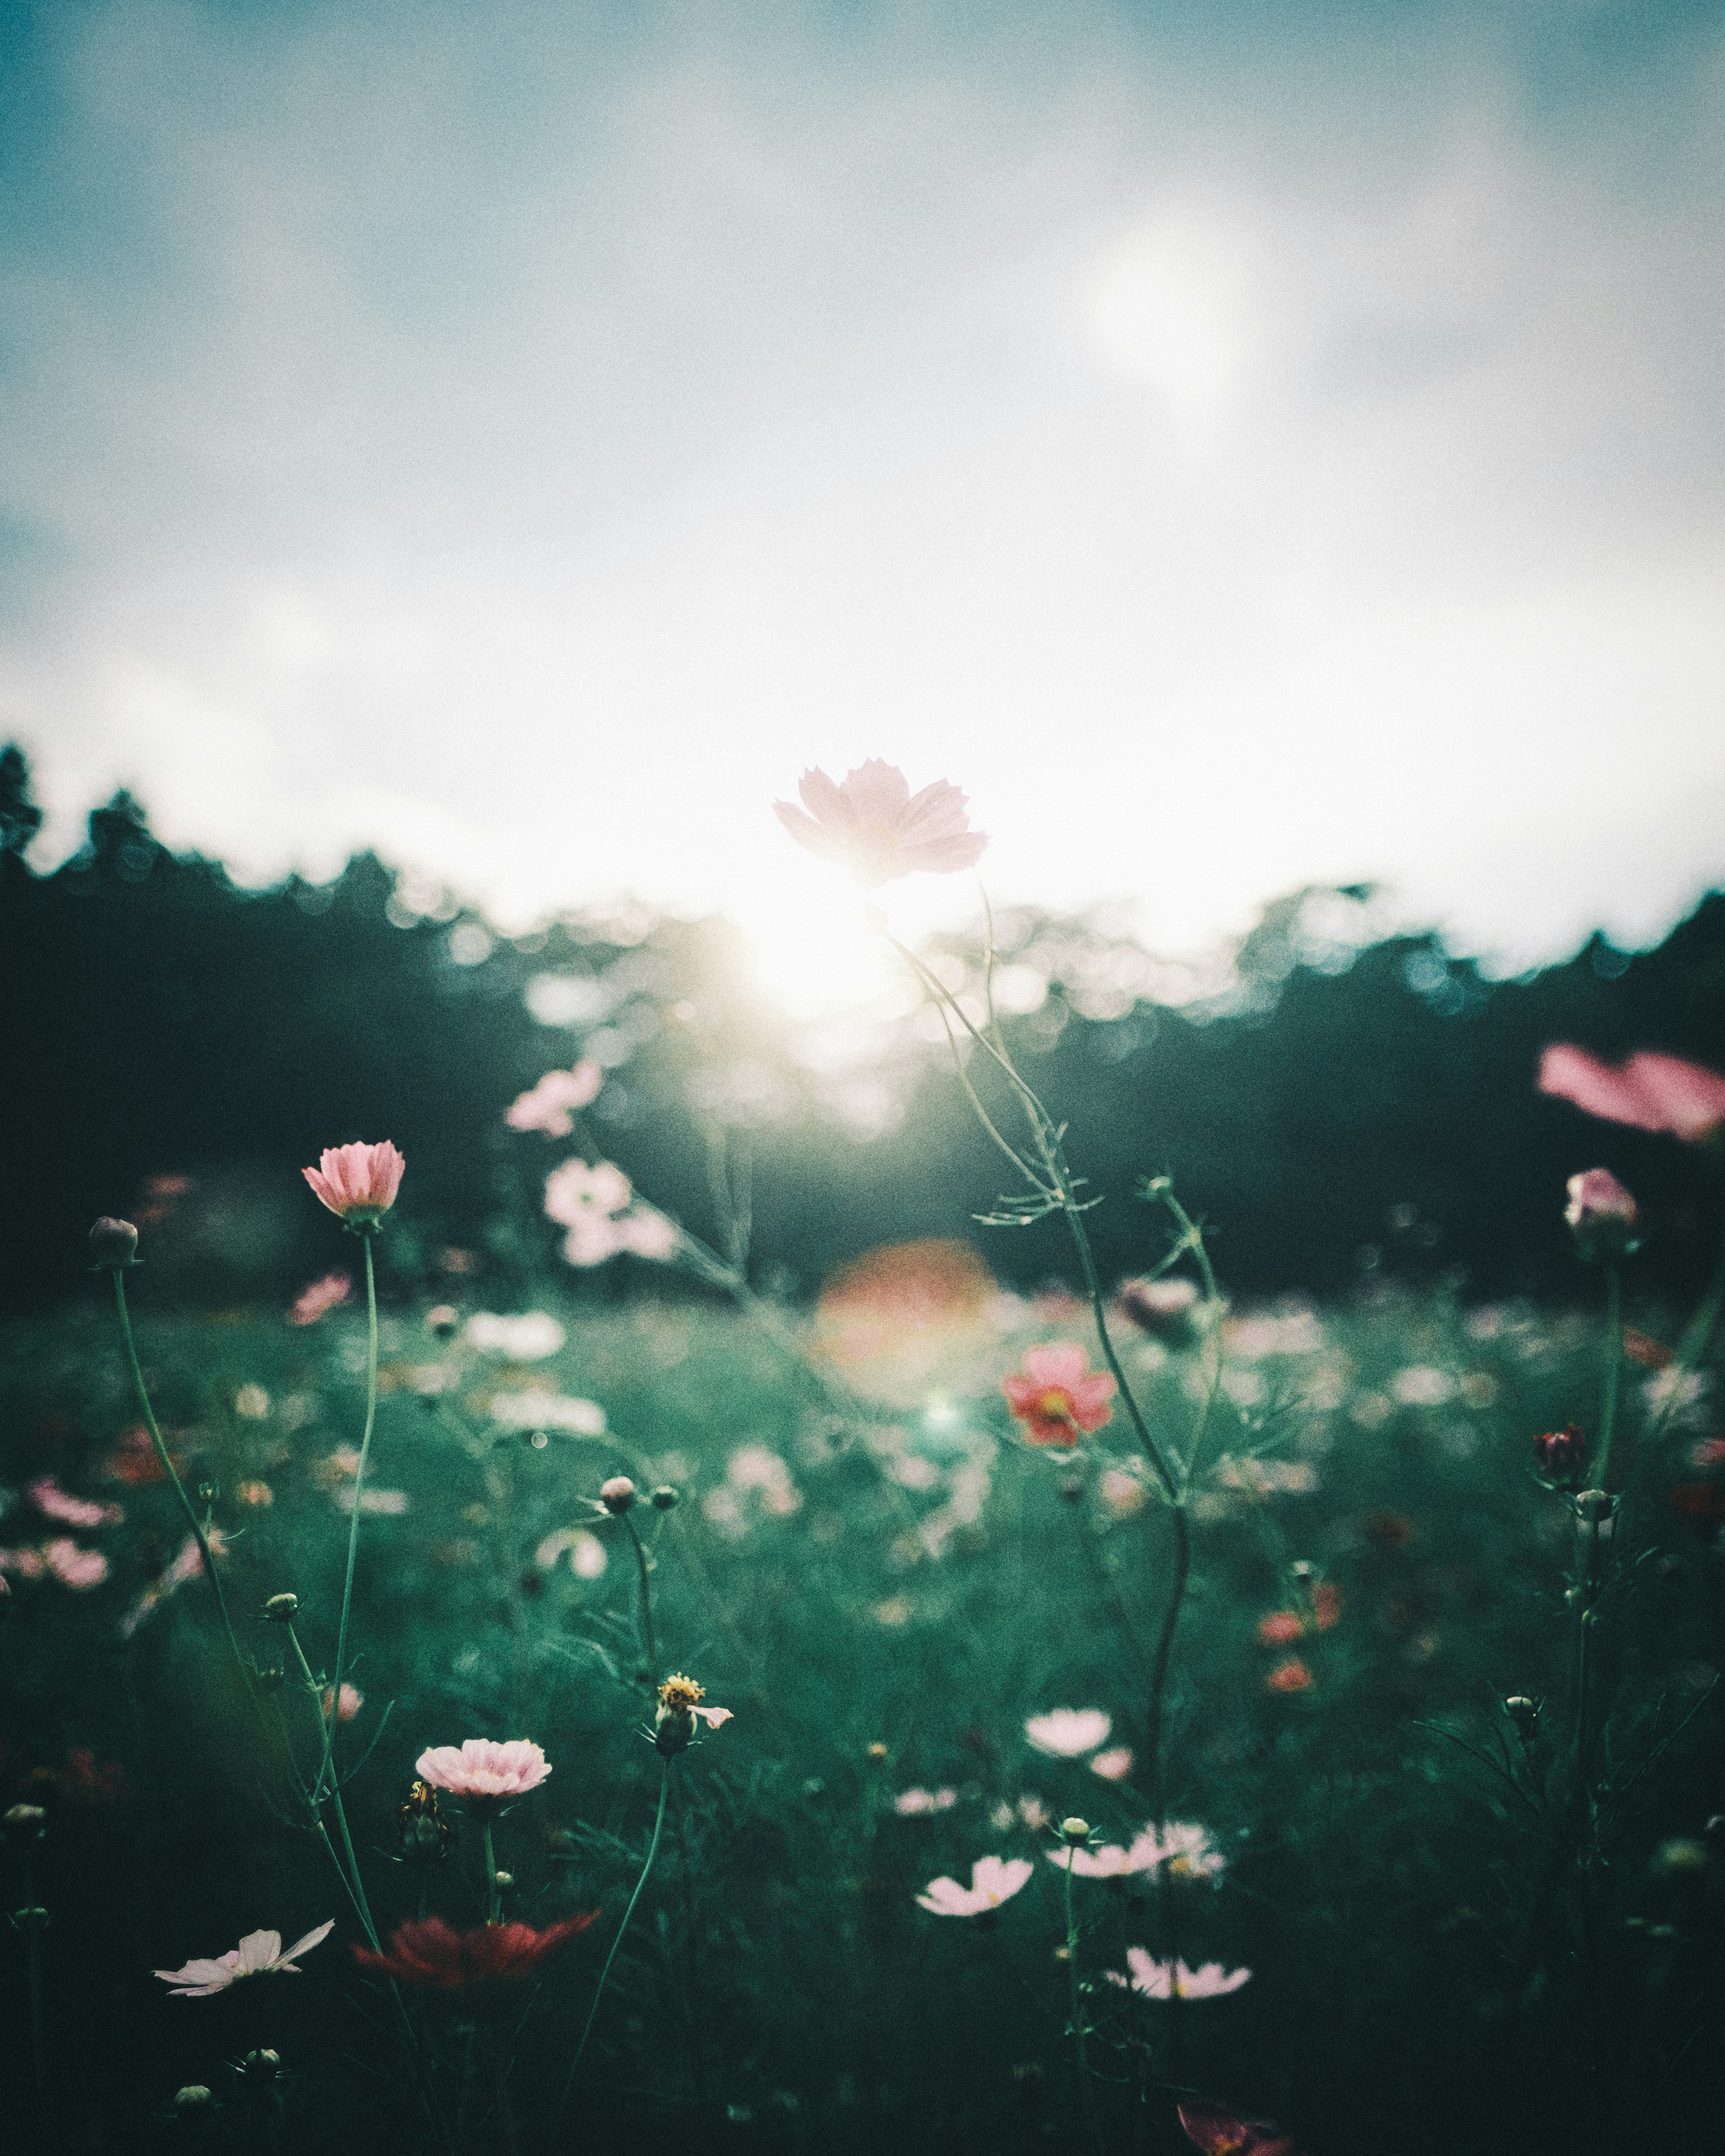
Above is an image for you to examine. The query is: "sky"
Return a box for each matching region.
[3,0,1725,1011]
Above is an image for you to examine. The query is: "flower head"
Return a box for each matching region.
[1564,1168,1641,1260]
[1539,1046,1725,1144]
[1533,1423,1588,1488]
[654,1672,734,1754]
[290,1271,352,1325]
[1109,1948,1252,2000]
[1025,1708,1111,1758]
[88,1217,139,1270]
[156,1920,334,1996]
[302,1142,405,1226]
[505,1063,603,1137]
[27,1479,122,1529]
[1089,1746,1134,1782]
[916,1854,1034,1916]
[1002,1345,1116,1447]
[1177,2100,1300,2155]
[414,1738,551,1802]
[1266,1658,1314,1693]
[774,760,987,888]
[894,1786,959,1817]
[1257,1611,1304,1647]
[351,1913,596,1990]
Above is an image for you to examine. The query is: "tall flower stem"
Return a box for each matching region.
[285,1622,382,1952]
[111,1271,248,1682]
[622,1512,658,1683]
[323,1229,380,1801]
[1592,1264,1625,1490]
[562,1759,670,2109]
[1062,1855,1105,2156]
[482,1819,503,1926]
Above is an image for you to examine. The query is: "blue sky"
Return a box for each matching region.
[4,0,1724,1007]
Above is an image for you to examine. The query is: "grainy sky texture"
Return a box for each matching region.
[3,0,1724,1001]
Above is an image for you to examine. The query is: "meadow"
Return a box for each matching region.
[2,1220,1721,2153]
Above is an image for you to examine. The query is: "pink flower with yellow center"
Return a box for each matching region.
[302,1141,405,1226]
[1001,1344,1116,1447]
[414,1738,551,1802]
[774,760,988,888]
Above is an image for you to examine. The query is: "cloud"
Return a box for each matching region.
[2,0,1723,979]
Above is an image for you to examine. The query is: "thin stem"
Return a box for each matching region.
[325,1232,380,1799]
[111,1271,248,1680]
[1063,1854,1105,2156]
[562,1759,671,2110]
[483,1819,502,1926]
[623,1512,659,1683]
[1571,1512,1604,1824]
[1146,1504,1192,1836]
[1593,1265,1624,1490]
[286,1624,382,1951]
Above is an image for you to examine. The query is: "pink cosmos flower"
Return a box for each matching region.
[1047,1837,1157,1879]
[1564,1168,1641,1260]
[1539,1046,1725,1144]
[1088,1746,1134,1782]
[156,1919,334,1996]
[321,1683,364,1724]
[1024,1708,1112,1757]
[916,1855,1034,1916]
[290,1271,352,1325]
[894,1786,960,1817]
[1108,1948,1252,2000]
[43,1538,108,1589]
[414,1738,551,1801]
[505,1063,604,1137]
[1178,2101,1300,2155]
[27,1478,122,1529]
[302,1141,405,1225]
[0,1547,47,1578]
[774,760,988,888]
[1257,1612,1304,1647]
[1002,1345,1116,1447]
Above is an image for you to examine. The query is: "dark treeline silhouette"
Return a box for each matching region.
[4,743,1723,1317]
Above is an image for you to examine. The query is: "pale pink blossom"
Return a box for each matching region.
[505,1063,603,1137]
[321,1683,364,1724]
[414,1738,552,1801]
[1025,1708,1112,1758]
[1539,1045,1725,1144]
[894,1786,959,1817]
[334,1486,411,1515]
[1150,1821,1228,1880]
[614,1209,679,1261]
[290,1272,352,1325]
[156,1920,334,1996]
[774,760,988,888]
[302,1141,406,1224]
[544,1158,632,1227]
[916,1855,1033,1916]
[1002,1346,1117,1447]
[1565,1168,1641,1255]
[119,1530,225,1638]
[43,1538,108,1589]
[1088,1747,1134,1782]
[1047,1838,1155,1878]
[0,1547,47,1578]
[27,1478,122,1528]
[1106,1948,1252,2000]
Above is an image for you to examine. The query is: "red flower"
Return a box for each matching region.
[1257,1612,1303,1647]
[1533,1424,1588,1488]
[1178,2100,1300,2155]
[1539,1045,1725,1144]
[1265,1659,1313,1694]
[351,1913,597,1989]
[1669,1484,1725,1524]
[1000,1343,1117,1447]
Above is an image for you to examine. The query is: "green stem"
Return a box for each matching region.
[112,1272,248,1681]
[483,1819,502,1926]
[1571,1513,1604,1823]
[286,1624,382,1951]
[623,1513,658,1683]
[562,1760,670,2109]
[1146,1505,1192,1838]
[1063,1853,1104,2156]
[1593,1265,1624,1490]
[324,1233,380,1801]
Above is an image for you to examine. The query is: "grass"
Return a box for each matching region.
[1,1268,1721,2154]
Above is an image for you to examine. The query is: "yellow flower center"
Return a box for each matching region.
[1038,1390,1073,1422]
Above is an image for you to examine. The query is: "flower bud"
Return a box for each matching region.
[197,1480,219,1506]
[1576,1488,1616,1523]
[866,1742,889,1762]
[88,1216,139,1270]
[1060,1816,1091,1845]
[1534,1423,1588,1487]
[654,1707,694,1756]
[492,1869,513,1889]
[263,1592,300,1623]
[599,1476,636,1515]
[1058,1476,1084,1504]
[426,1304,460,1340]
[3,1803,47,1832]
[174,2085,214,2112]
[650,1484,679,1511]
[239,2049,282,2080]
[1564,1169,1640,1261]
[1504,1696,1539,1743]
